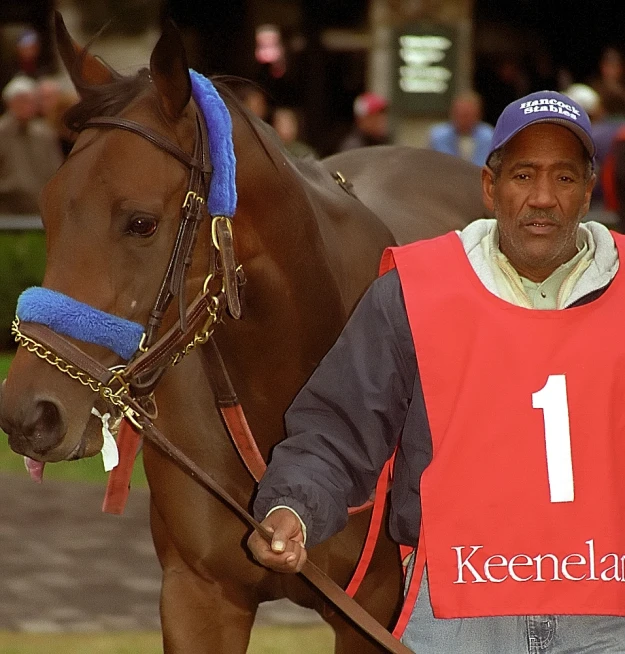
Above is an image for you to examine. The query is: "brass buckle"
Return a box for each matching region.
[182,191,205,209]
[211,215,233,251]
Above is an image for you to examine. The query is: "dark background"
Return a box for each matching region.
[3,0,625,153]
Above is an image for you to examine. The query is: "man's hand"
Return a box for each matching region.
[248,507,308,573]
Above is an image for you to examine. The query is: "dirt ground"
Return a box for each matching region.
[0,472,321,633]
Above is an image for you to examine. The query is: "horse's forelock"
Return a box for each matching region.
[63,68,152,133]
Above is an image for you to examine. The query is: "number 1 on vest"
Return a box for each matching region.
[532,375,575,503]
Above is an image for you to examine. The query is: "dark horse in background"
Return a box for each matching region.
[0,14,487,654]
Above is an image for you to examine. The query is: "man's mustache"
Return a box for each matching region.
[521,210,559,225]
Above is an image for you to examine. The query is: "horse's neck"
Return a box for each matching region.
[155,347,272,471]
[240,152,395,315]
[177,116,395,447]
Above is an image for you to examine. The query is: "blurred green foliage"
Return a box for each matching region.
[0,231,46,350]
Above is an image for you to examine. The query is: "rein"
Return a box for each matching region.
[12,75,410,654]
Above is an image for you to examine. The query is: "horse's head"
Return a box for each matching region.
[0,13,248,469]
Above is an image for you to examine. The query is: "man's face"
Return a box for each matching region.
[452,99,480,134]
[482,123,595,282]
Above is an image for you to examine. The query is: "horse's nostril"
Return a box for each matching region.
[25,399,66,455]
[39,401,59,428]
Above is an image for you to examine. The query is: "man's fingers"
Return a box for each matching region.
[248,529,307,573]
[272,534,286,553]
[248,508,307,573]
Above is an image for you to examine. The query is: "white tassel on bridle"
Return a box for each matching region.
[91,407,120,472]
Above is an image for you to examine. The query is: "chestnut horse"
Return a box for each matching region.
[0,15,487,654]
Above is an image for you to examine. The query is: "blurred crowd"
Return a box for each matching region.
[3,23,625,233]
[0,29,78,215]
[246,42,625,232]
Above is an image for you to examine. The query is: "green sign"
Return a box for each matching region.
[392,24,458,116]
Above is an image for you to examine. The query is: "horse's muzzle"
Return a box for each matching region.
[2,394,67,458]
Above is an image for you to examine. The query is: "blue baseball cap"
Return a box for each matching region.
[487,90,596,163]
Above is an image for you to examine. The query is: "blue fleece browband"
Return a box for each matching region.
[189,69,237,218]
[17,287,144,361]
[16,72,236,360]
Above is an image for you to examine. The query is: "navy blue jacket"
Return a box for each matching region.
[253,269,432,547]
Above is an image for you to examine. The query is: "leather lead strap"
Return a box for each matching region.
[18,322,114,386]
[122,395,413,654]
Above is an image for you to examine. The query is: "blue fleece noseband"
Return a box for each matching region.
[15,71,237,361]
[17,288,143,360]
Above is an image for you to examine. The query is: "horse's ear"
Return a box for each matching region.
[149,20,192,121]
[54,11,116,89]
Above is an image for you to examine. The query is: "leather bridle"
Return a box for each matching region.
[11,97,412,654]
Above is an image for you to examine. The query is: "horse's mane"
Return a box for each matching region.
[64,68,152,132]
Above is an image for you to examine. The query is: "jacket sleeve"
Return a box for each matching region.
[253,269,416,547]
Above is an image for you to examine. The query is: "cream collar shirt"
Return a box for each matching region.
[460,219,619,309]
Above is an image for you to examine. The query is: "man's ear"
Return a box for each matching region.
[481,166,496,214]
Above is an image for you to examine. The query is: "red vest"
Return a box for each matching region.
[381,231,625,619]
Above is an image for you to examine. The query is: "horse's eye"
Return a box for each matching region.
[127,215,158,237]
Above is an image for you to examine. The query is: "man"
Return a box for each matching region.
[584,83,625,219]
[428,90,494,166]
[337,91,390,151]
[248,90,625,653]
[272,107,317,159]
[0,75,63,214]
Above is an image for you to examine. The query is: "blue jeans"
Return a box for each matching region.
[401,566,625,653]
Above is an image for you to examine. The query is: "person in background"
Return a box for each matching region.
[562,83,600,121]
[337,92,390,151]
[1,29,53,113]
[592,47,625,99]
[255,24,286,81]
[14,30,44,80]
[37,77,79,158]
[428,91,494,166]
[272,106,317,159]
[560,83,619,230]
[236,84,270,122]
[248,90,625,653]
[588,84,625,211]
[598,93,625,232]
[0,75,63,214]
